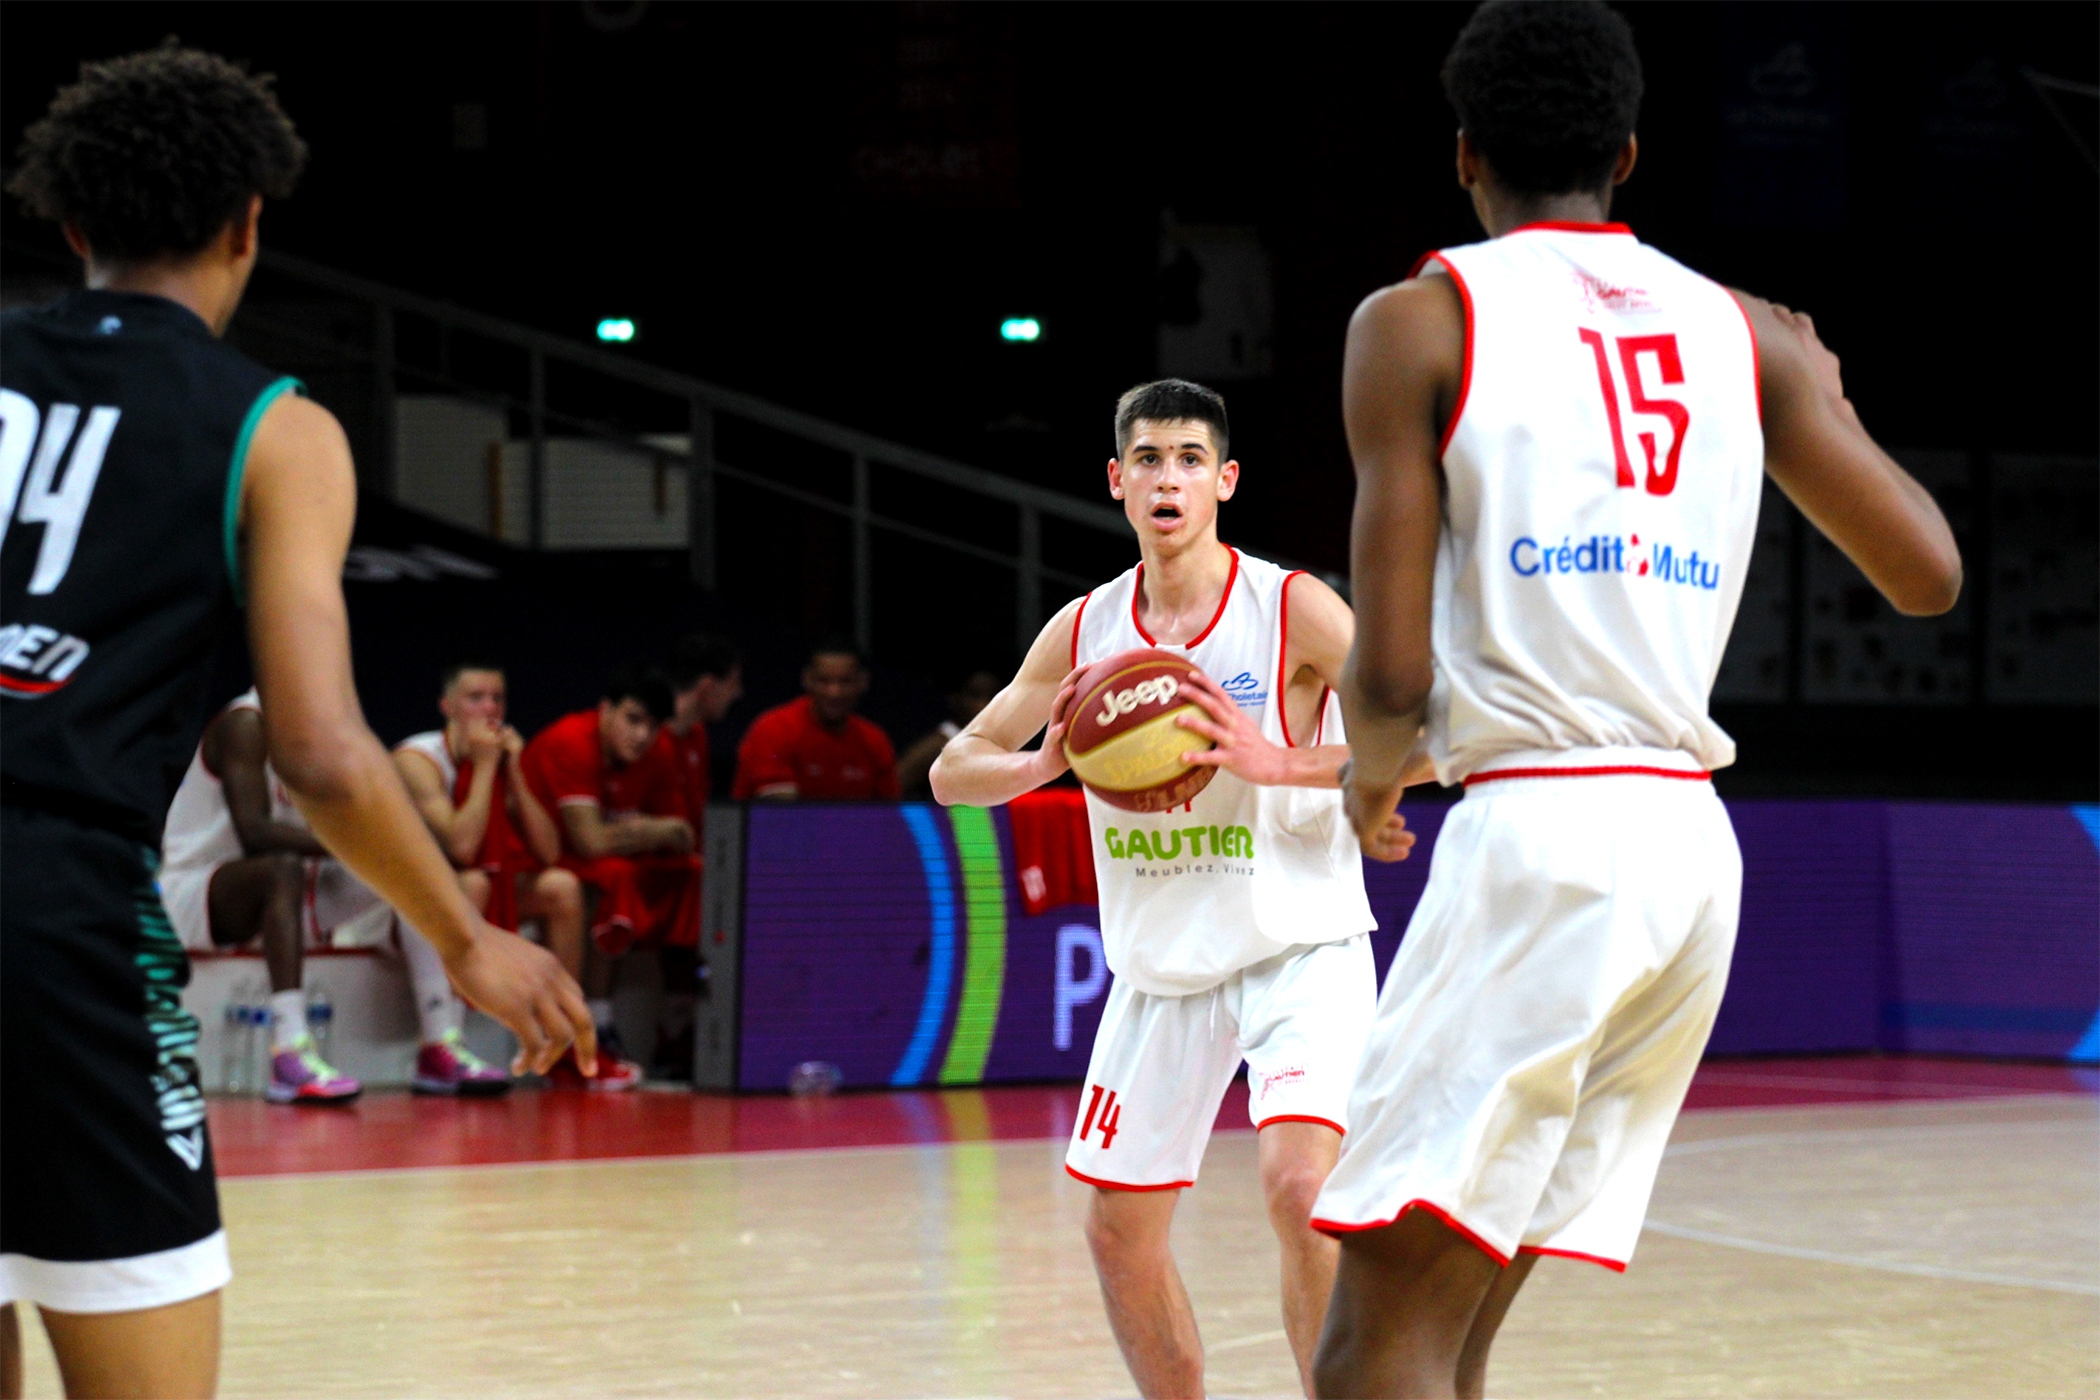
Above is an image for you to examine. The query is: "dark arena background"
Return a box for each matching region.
[2,4,2095,1397]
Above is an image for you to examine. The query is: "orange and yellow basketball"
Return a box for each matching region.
[1062,648,1216,812]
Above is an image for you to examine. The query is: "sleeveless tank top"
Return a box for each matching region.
[395,730,459,791]
[1420,223,1765,782]
[161,690,305,879]
[1,289,299,842]
[1070,547,1374,996]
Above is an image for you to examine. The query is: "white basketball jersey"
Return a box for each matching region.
[161,689,304,877]
[1420,223,1764,783]
[1071,548,1375,997]
[395,730,459,790]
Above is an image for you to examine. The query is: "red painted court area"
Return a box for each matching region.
[210,1055,2096,1179]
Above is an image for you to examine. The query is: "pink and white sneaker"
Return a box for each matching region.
[266,1036,362,1105]
[413,1030,512,1096]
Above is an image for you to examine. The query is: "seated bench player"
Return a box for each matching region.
[654,633,744,1077]
[160,690,365,1103]
[731,639,899,801]
[394,661,588,1095]
[522,667,701,1088]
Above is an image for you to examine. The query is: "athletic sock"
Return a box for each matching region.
[270,989,308,1051]
[587,997,615,1033]
[399,919,463,1045]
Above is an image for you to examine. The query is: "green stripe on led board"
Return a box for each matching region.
[937,805,1008,1084]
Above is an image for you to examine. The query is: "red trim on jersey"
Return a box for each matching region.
[1518,1245,1628,1273]
[1310,1199,1512,1267]
[1254,1113,1345,1136]
[1064,1163,1193,1193]
[1276,570,1307,747]
[1429,253,1476,459]
[1463,764,1710,787]
[0,673,67,696]
[1405,248,1440,280]
[1730,292,1764,424]
[1130,547,1240,650]
[1508,220,1634,236]
[1070,591,1091,670]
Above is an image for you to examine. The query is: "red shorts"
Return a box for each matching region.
[566,853,702,955]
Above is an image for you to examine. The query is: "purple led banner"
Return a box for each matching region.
[735,799,2100,1090]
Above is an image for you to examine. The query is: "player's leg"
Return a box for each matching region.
[39,1293,220,1400]
[1453,1252,1536,1400]
[520,868,586,981]
[1257,1120,1342,1392]
[1315,1211,1505,1399]
[1237,935,1379,1393]
[1084,1186,1201,1398]
[0,1304,18,1400]
[206,854,357,1103]
[400,871,511,1096]
[1068,976,1243,1397]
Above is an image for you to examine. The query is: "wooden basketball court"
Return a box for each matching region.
[16,1059,2095,1398]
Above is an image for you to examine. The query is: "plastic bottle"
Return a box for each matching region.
[787,1060,843,1097]
[220,984,250,1094]
[308,986,334,1058]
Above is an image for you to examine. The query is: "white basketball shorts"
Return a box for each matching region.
[162,856,388,953]
[1311,767,1741,1271]
[1065,934,1376,1192]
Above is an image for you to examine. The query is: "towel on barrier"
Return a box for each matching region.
[1008,786,1097,916]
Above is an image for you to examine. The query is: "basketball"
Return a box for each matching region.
[1062,648,1216,812]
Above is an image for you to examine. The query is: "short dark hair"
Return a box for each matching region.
[1114,380,1229,461]
[1441,1,1643,197]
[9,45,308,263]
[806,635,865,670]
[602,666,674,723]
[439,660,504,694]
[668,633,742,689]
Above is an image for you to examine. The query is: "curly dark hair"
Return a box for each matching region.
[1441,1,1643,197]
[8,44,307,262]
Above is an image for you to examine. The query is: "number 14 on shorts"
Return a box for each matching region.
[1079,1084,1123,1149]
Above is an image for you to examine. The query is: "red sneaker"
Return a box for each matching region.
[548,1046,642,1092]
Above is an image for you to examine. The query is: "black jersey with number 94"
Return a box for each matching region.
[0,289,299,845]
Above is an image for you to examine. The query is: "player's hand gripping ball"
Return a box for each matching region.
[1061,648,1217,812]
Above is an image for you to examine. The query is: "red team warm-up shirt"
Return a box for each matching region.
[666,722,710,838]
[521,710,689,823]
[730,697,899,801]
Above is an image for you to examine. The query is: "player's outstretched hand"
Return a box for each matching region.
[1174,670,1285,785]
[445,922,598,1077]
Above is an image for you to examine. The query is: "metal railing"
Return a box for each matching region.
[250,249,1130,657]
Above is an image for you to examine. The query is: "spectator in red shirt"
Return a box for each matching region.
[666,632,745,826]
[520,667,700,1088]
[732,640,900,801]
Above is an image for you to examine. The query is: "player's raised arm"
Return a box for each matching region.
[929,598,1084,807]
[1336,274,1463,842]
[238,393,595,1075]
[1736,292,1962,617]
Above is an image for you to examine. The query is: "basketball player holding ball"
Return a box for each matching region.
[1310,5,1963,1396]
[933,380,1411,1398]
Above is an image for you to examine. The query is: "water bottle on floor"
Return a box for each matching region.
[308,986,334,1058]
[220,982,252,1094]
[788,1061,843,1097]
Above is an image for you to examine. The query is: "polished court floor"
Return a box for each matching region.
[19,1058,2098,1398]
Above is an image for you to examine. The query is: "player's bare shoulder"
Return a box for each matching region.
[1343,273,1467,437]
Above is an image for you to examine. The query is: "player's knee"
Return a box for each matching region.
[1083,1191,1163,1265]
[1261,1157,1331,1231]
[539,868,583,912]
[264,850,305,896]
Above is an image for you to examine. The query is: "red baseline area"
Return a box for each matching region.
[210,1056,2097,1179]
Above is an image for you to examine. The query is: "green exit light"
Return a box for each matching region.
[999,317,1042,343]
[596,318,636,343]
